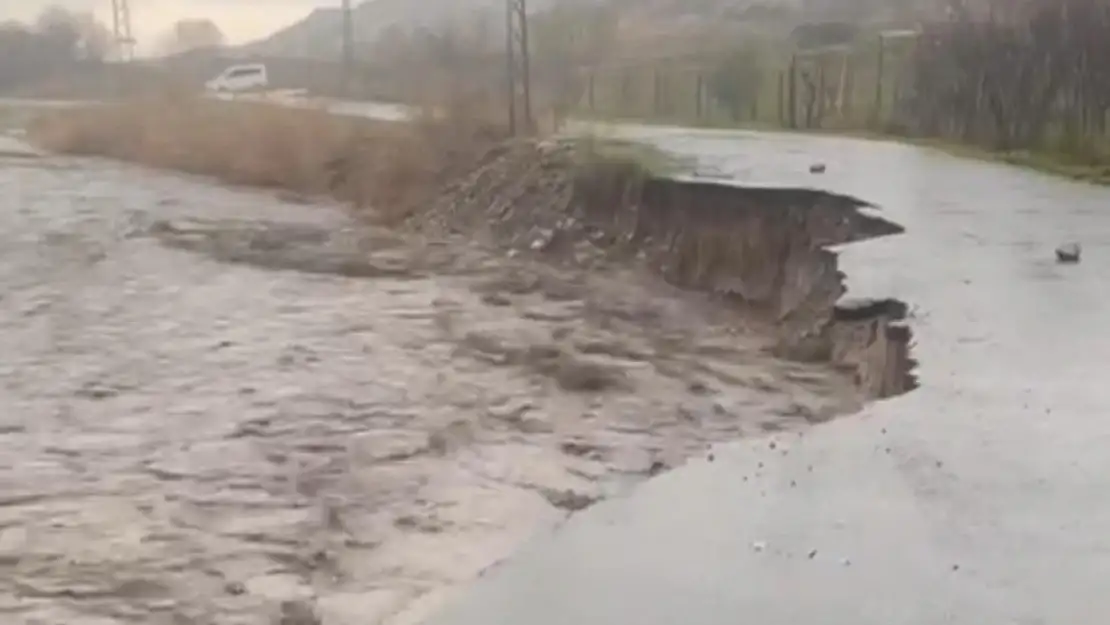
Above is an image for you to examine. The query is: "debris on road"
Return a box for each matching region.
[1056,242,1081,263]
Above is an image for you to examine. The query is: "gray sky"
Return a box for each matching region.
[6,0,332,52]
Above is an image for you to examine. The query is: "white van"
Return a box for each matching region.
[204,63,269,93]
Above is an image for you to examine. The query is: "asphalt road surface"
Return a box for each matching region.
[427,127,1110,625]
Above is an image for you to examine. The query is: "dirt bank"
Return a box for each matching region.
[407,138,917,400]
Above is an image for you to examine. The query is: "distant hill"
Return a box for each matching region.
[240,0,761,60]
[241,0,564,59]
[239,0,941,60]
[239,8,344,59]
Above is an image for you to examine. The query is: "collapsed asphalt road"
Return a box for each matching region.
[426,127,1110,625]
[0,146,871,624]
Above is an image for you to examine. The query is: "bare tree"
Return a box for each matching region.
[707,45,763,121]
[906,0,1110,152]
[530,4,620,127]
[0,6,110,92]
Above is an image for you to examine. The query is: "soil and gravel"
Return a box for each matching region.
[0,132,905,625]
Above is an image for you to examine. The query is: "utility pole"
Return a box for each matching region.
[110,0,135,63]
[110,0,135,98]
[505,0,532,135]
[341,0,354,96]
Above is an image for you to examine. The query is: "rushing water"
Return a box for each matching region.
[0,143,860,624]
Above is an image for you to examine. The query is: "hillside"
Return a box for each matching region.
[242,0,564,59]
[240,0,939,60]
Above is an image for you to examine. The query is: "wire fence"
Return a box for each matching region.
[579,31,919,133]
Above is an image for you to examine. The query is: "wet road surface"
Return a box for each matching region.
[427,127,1110,625]
[0,145,859,624]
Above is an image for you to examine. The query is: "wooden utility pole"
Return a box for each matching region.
[341,0,354,96]
[110,0,135,97]
[505,0,532,135]
[873,35,885,126]
[787,54,798,129]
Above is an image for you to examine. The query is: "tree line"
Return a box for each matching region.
[0,5,226,94]
[907,0,1110,153]
[0,6,111,91]
[365,4,617,119]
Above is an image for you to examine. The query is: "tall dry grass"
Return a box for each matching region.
[27,93,513,225]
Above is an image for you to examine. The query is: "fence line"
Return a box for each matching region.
[579,31,919,133]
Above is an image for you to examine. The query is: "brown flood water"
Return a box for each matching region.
[0,153,860,624]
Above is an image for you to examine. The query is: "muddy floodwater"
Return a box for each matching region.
[0,150,865,624]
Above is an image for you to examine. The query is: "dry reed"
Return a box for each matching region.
[28,93,512,225]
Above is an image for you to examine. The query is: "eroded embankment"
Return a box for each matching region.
[410,139,918,399]
[0,133,916,625]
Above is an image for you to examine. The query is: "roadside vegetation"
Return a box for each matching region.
[27,94,511,225]
[25,93,675,230]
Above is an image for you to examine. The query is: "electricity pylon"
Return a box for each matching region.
[110,0,135,62]
[505,0,532,135]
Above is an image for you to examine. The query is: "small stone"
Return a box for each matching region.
[1055,242,1081,264]
[752,541,766,552]
[840,557,852,566]
[540,488,598,512]
[807,549,818,559]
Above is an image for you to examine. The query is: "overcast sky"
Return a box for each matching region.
[5,0,333,51]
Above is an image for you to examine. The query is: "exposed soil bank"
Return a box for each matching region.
[410,139,917,400]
